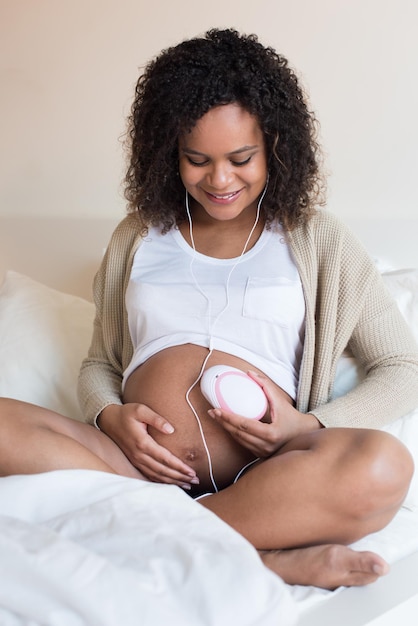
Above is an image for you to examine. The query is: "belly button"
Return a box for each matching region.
[185,449,198,462]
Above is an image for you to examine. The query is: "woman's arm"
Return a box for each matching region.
[292,210,418,429]
[77,217,198,486]
[312,285,418,428]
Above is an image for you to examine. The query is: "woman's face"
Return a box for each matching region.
[178,103,268,224]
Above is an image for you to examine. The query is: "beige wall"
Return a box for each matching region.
[1,0,417,221]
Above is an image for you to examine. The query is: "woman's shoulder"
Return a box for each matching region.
[111,213,144,238]
[94,215,144,300]
[304,209,350,237]
[106,213,144,253]
[291,209,362,251]
[289,209,377,277]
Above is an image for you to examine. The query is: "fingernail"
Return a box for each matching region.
[373,563,389,576]
[190,477,200,485]
[163,424,174,434]
[181,484,192,491]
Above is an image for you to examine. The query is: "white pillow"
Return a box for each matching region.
[0,271,94,421]
[382,268,418,342]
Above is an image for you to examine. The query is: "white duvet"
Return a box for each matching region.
[0,470,297,626]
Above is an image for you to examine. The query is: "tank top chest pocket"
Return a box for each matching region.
[242,276,305,327]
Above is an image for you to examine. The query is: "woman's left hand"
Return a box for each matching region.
[208,371,322,457]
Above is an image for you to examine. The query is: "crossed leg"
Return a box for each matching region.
[0,398,413,589]
[199,427,414,588]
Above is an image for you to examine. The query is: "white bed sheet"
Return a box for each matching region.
[0,470,297,626]
[1,470,416,626]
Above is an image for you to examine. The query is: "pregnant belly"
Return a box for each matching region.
[123,344,291,494]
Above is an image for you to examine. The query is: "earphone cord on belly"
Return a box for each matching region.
[184,182,268,492]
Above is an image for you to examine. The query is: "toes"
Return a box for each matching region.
[328,547,389,588]
[259,544,389,590]
[346,551,389,586]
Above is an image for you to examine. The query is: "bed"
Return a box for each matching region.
[0,215,417,625]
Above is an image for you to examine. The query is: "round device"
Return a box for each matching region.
[200,365,268,420]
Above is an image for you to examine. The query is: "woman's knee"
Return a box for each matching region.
[0,398,31,427]
[0,397,67,437]
[1,397,43,421]
[363,429,414,503]
[322,428,414,516]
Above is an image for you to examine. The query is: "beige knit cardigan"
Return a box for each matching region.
[78,210,418,428]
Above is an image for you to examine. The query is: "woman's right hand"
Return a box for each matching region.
[97,403,199,489]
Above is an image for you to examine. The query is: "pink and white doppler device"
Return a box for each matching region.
[200,365,268,420]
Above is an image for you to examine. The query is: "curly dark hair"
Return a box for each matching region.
[124,28,325,232]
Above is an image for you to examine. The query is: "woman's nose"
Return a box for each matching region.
[206,162,233,189]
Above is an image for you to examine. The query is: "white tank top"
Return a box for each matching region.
[123,225,305,399]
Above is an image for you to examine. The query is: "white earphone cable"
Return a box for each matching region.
[184,181,268,492]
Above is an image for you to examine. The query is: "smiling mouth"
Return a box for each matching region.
[206,190,241,201]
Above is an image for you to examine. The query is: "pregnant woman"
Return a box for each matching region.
[1,29,417,590]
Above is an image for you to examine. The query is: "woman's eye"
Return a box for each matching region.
[187,157,208,167]
[232,156,252,166]
[185,155,253,167]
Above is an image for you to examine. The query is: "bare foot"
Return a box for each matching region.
[259,544,390,590]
